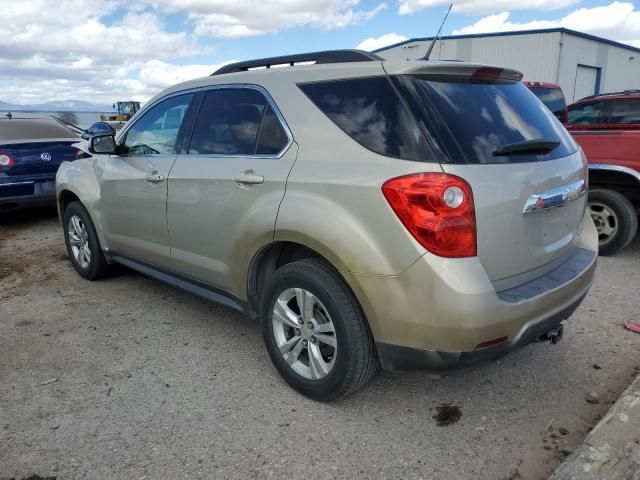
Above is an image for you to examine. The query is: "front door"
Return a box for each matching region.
[99,93,194,267]
[167,86,296,295]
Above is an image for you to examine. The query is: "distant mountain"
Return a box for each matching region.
[0,99,115,112]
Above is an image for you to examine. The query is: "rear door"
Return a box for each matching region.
[99,93,194,267]
[395,73,587,285]
[167,86,296,294]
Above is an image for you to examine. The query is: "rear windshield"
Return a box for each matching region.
[0,119,77,142]
[394,75,577,164]
[529,87,567,121]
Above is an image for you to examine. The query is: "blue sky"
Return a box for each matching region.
[1,0,638,104]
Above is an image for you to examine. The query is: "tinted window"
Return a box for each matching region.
[395,75,576,164]
[608,99,640,124]
[529,87,567,121]
[190,89,279,155]
[0,119,76,141]
[256,106,289,155]
[124,94,193,155]
[568,101,605,125]
[299,77,433,161]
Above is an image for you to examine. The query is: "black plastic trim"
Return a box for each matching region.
[110,253,249,314]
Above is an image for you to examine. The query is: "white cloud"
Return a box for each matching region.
[0,0,219,104]
[452,1,640,48]
[153,0,387,38]
[398,0,580,15]
[357,33,408,51]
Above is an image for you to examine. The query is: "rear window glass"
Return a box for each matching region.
[299,77,434,161]
[395,75,577,164]
[529,87,567,121]
[0,119,76,141]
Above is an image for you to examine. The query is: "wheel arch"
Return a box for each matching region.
[588,164,640,206]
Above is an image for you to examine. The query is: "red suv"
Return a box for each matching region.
[567,91,640,255]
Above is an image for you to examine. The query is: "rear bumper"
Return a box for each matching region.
[343,212,598,371]
[0,193,56,210]
[376,293,585,371]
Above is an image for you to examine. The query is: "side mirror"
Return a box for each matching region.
[89,134,117,154]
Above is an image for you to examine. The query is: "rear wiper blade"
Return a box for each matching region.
[493,139,560,156]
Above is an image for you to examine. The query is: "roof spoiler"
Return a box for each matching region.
[384,61,523,81]
[212,49,383,76]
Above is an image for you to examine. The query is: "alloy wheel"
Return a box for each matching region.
[68,214,91,268]
[271,288,337,380]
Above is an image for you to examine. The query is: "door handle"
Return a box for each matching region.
[233,169,264,186]
[145,172,164,183]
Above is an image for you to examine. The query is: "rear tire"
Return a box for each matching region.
[63,201,112,280]
[588,188,638,256]
[260,258,378,401]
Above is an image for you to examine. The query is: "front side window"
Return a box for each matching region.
[123,94,193,155]
[568,101,606,125]
[299,77,433,161]
[189,88,289,156]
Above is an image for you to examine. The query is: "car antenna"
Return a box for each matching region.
[423,2,454,61]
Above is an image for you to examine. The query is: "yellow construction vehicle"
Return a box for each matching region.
[100,101,141,123]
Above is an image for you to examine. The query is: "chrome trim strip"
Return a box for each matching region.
[588,163,640,183]
[523,179,587,214]
[0,181,35,187]
[117,83,293,160]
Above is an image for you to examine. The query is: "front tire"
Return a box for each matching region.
[63,201,112,280]
[260,258,377,401]
[588,188,638,256]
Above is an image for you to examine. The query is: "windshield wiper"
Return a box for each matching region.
[493,139,560,156]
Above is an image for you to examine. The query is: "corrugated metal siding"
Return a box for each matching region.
[379,32,561,80]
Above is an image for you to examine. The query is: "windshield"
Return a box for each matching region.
[394,75,577,164]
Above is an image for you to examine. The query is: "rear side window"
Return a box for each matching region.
[395,75,577,164]
[299,77,433,161]
[189,88,289,156]
[568,101,606,125]
[607,99,640,124]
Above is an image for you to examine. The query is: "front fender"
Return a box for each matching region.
[56,156,108,249]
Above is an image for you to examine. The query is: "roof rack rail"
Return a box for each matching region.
[582,89,640,100]
[212,49,383,76]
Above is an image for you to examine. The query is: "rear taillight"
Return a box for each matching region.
[382,173,477,258]
[0,152,15,168]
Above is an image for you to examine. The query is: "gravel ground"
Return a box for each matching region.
[1,208,639,480]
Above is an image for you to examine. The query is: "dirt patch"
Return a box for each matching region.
[0,209,67,299]
[14,320,33,327]
[433,404,462,427]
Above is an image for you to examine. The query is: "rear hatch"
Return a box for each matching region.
[391,66,587,285]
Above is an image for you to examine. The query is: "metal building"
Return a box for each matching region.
[375,28,640,102]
